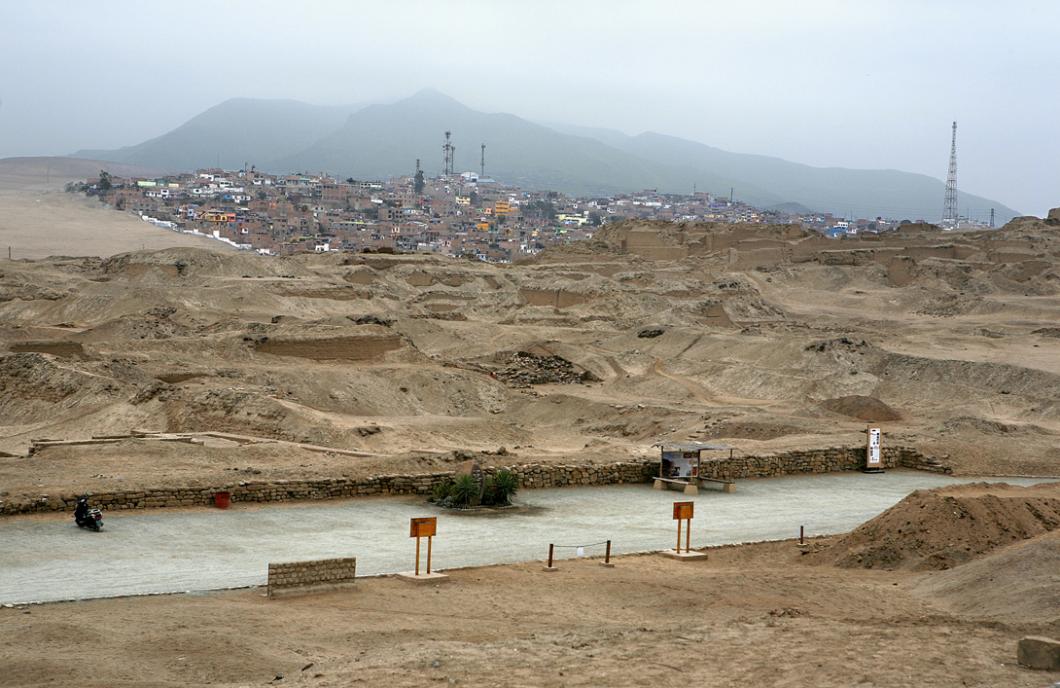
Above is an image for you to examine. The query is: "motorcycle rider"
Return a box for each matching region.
[74,495,91,526]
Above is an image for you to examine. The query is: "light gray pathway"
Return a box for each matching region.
[0,471,1050,604]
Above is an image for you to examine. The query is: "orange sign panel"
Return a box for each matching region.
[410,517,437,538]
[672,501,694,520]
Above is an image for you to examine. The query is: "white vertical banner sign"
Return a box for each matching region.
[866,428,882,468]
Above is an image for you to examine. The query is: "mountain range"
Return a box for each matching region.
[74,89,1019,222]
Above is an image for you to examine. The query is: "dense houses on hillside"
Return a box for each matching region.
[72,167,941,261]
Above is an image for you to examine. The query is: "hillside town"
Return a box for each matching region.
[72,165,950,261]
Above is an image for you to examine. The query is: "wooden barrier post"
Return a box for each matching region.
[600,539,615,568]
[544,543,558,572]
[426,534,433,575]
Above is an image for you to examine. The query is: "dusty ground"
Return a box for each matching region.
[2,533,1056,688]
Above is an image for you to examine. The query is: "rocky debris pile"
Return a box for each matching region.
[349,314,394,327]
[805,337,869,353]
[495,352,597,388]
[637,327,665,338]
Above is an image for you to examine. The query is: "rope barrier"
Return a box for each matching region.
[546,540,613,569]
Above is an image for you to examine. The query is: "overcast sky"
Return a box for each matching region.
[1,0,1056,214]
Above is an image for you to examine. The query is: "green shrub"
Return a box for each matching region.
[450,474,480,508]
[431,479,453,503]
[493,470,518,505]
[481,476,497,506]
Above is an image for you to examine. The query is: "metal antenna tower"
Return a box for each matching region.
[943,121,958,226]
[480,143,485,178]
[442,131,452,176]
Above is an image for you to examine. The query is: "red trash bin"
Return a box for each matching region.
[214,491,231,509]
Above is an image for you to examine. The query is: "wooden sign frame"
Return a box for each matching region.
[409,517,437,575]
[672,501,694,520]
[672,501,694,553]
[410,517,437,538]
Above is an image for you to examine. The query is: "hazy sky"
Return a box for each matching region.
[1,0,1057,214]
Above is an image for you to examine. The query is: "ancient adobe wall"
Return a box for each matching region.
[267,557,357,597]
[0,448,945,515]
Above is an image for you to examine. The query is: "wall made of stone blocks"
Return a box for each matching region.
[0,446,945,516]
[267,556,357,597]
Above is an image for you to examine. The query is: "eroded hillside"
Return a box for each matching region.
[1,217,1058,497]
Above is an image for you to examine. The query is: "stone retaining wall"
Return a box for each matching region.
[267,557,357,597]
[0,446,947,516]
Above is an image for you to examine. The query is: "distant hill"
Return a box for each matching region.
[74,98,363,173]
[74,90,1020,221]
[277,89,783,201]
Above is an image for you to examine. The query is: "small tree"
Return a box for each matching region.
[98,170,112,191]
[413,169,425,193]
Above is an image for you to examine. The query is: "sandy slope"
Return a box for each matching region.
[0,157,228,260]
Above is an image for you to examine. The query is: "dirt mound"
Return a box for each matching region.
[0,353,127,421]
[819,482,1060,571]
[913,530,1060,624]
[819,395,901,421]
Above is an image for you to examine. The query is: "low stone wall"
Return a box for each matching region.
[0,447,947,516]
[267,557,357,597]
[697,446,945,480]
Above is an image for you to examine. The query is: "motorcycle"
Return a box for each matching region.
[74,497,104,532]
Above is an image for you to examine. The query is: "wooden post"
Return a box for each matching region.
[800,525,805,545]
[415,535,421,576]
[685,518,691,553]
[547,543,554,568]
[605,540,612,565]
[426,535,433,574]
[676,519,682,552]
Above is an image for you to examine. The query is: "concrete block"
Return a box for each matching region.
[661,549,708,561]
[1017,636,1060,670]
[395,571,449,584]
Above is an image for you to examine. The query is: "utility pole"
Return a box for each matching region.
[943,121,958,226]
[989,207,995,229]
[480,143,485,178]
[729,187,734,204]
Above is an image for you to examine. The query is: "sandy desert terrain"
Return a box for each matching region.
[1,191,1058,500]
